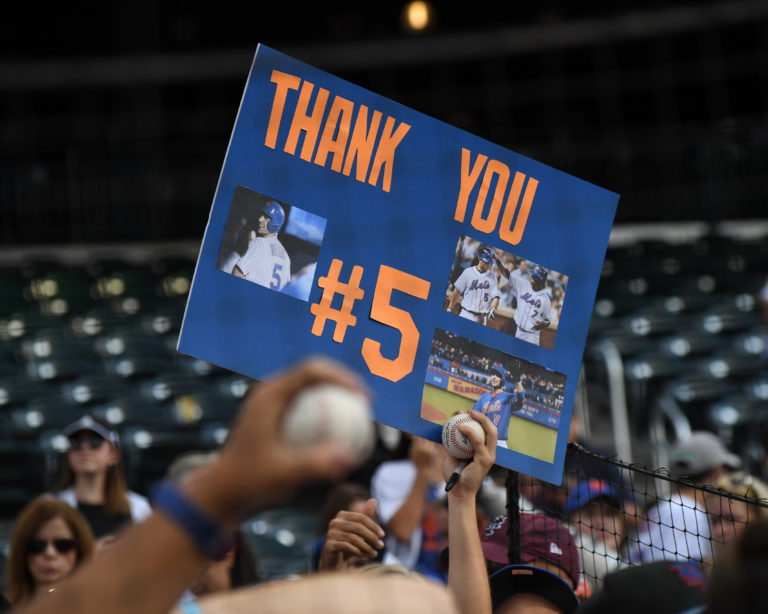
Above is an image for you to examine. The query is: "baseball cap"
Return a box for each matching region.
[669,431,741,478]
[563,479,623,518]
[490,362,507,380]
[483,513,580,613]
[61,415,120,447]
[577,560,708,614]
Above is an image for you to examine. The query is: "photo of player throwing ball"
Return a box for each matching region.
[444,236,568,349]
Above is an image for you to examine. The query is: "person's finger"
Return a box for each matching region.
[361,497,378,520]
[327,532,378,558]
[468,409,498,449]
[324,537,367,559]
[334,511,385,542]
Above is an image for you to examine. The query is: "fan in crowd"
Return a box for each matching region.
[50,415,152,546]
[629,431,741,565]
[4,497,95,608]
[705,471,768,560]
[370,433,449,582]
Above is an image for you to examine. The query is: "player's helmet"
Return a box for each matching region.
[478,247,495,264]
[490,362,506,382]
[261,200,285,233]
[531,266,548,287]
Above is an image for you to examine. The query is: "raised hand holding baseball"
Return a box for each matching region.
[282,382,376,466]
[441,410,496,497]
[442,413,486,459]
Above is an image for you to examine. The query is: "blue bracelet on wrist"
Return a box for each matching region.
[151,480,232,561]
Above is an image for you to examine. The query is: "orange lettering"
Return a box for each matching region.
[314,95,354,172]
[455,148,487,222]
[367,117,411,193]
[284,80,330,161]
[362,265,430,383]
[342,106,382,182]
[471,159,509,234]
[265,70,301,149]
[500,176,538,245]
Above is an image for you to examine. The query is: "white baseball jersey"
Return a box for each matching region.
[453,266,499,322]
[234,235,291,291]
[509,269,553,344]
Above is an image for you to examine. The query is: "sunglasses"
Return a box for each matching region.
[28,538,77,555]
[69,433,106,450]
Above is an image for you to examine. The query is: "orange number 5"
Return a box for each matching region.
[361,265,431,383]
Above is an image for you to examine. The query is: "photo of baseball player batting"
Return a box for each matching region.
[444,235,569,350]
[216,184,327,302]
[421,328,566,462]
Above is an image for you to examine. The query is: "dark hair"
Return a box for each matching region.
[706,519,768,613]
[6,497,95,604]
[318,483,372,535]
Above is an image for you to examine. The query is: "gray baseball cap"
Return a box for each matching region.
[669,431,741,478]
[61,415,120,447]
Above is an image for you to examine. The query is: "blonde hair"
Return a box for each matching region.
[713,472,768,520]
[355,563,428,582]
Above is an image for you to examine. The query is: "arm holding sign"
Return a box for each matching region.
[18,358,367,614]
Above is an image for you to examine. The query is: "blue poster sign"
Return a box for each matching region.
[179,44,619,484]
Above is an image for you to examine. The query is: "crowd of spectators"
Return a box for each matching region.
[1,357,767,614]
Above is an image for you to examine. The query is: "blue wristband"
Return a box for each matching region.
[152,481,232,561]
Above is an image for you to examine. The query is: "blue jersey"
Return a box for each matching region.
[472,389,525,442]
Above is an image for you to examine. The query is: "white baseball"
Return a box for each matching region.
[282,383,375,464]
[441,414,486,459]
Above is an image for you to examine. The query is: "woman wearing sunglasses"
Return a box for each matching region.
[5,497,95,606]
[51,415,151,545]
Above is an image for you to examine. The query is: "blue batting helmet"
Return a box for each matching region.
[478,247,494,263]
[532,266,548,283]
[261,200,285,233]
[490,362,506,381]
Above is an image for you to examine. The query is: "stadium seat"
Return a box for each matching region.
[170,391,241,425]
[622,307,685,337]
[120,425,217,494]
[25,356,104,382]
[657,331,729,359]
[697,349,768,379]
[59,374,132,405]
[92,326,169,359]
[138,372,212,403]
[138,302,185,336]
[23,268,96,315]
[4,398,85,434]
[20,328,96,362]
[625,352,693,382]
[0,373,41,408]
[241,508,319,578]
[103,354,176,379]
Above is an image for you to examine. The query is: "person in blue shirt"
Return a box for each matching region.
[471,362,525,449]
